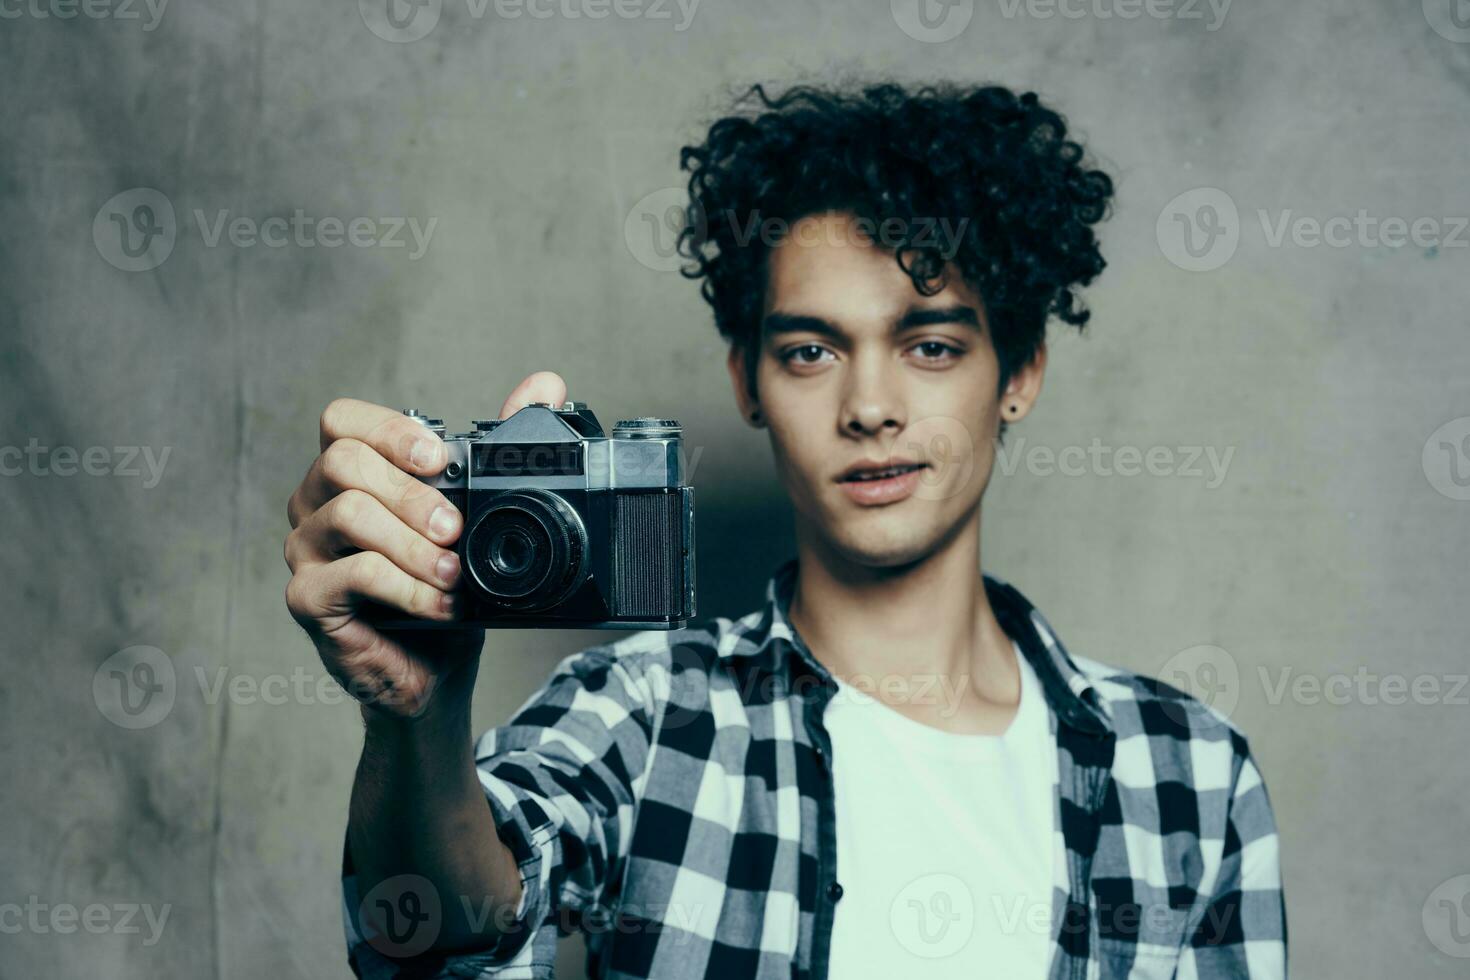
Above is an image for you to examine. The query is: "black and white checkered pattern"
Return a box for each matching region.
[344,557,1286,978]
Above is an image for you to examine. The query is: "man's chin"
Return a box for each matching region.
[816,522,940,571]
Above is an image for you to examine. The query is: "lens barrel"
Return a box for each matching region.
[464,490,588,610]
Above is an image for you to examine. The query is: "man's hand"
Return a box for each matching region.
[284,371,569,718]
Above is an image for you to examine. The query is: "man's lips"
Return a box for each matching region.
[835,461,926,483]
[835,464,928,505]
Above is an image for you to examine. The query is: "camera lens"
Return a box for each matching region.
[488,528,533,577]
[464,491,587,611]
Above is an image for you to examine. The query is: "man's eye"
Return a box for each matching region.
[913,341,962,361]
[782,344,832,365]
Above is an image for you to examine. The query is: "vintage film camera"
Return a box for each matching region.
[389,402,695,630]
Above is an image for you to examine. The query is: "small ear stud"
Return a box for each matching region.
[750,409,762,423]
[1007,404,1019,414]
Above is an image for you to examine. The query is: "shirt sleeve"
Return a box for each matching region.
[1176,734,1289,979]
[341,641,662,979]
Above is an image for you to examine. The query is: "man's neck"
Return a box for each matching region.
[786,508,1023,735]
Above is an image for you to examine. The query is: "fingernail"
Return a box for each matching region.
[436,553,460,587]
[409,438,441,471]
[439,592,456,615]
[428,506,458,540]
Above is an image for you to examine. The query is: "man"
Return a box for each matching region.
[285,82,1286,978]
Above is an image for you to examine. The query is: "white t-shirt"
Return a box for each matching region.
[824,640,1059,978]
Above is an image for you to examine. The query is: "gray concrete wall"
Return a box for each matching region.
[2,1,1467,976]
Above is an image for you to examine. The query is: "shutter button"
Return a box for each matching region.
[826,880,843,902]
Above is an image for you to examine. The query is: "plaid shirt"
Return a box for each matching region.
[343,557,1287,979]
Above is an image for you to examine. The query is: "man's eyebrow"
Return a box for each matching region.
[762,305,982,340]
[762,313,843,340]
[898,305,981,330]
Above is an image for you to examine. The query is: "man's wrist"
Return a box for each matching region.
[357,632,483,730]
[360,684,472,741]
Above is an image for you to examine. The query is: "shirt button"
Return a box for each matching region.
[826,880,844,902]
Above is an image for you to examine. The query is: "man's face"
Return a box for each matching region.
[728,210,1043,568]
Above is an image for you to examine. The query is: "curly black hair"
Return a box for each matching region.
[677,81,1114,411]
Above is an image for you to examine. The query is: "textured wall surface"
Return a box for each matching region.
[2,1,1467,976]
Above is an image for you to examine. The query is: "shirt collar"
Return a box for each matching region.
[718,557,1113,737]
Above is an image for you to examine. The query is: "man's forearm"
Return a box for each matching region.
[348,696,524,953]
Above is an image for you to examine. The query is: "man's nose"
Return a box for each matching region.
[840,355,905,436]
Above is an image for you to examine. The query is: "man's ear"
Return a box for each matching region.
[1001,340,1047,422]
[726,344,760,425]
